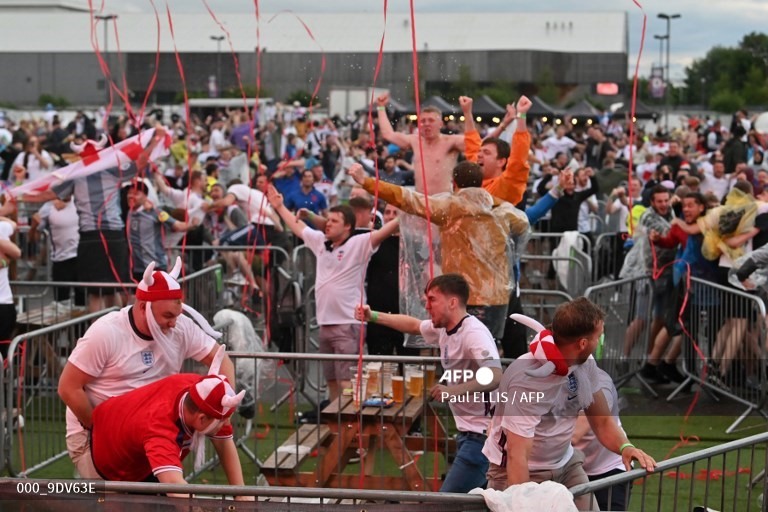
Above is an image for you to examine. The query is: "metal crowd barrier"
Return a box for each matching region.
[526,232,593,259]
[668,277,768,434]
[292,244,317,299]
[584,276,659,397]
[592,232,625,282]
[519,254,591,297]
[14,227,50,282]
[518,289,573,330]
[2,431,765,511]
[179,245,296,345]
[2,308,118,477]
[10,264,223,332]
[177,264,224,322]
[570,430,768,511]
[0,341,467,491]
[0,478,489,511]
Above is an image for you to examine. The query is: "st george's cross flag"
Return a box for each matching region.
[5,128,170,198]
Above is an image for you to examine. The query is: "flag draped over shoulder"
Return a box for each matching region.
[6,128,170,197]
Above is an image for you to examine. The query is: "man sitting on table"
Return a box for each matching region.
[90,367,251,499]
[356,273,502,493]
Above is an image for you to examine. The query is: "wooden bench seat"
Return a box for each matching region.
[261,424,331,471]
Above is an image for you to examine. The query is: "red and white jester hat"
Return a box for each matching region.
[509,313,569,378]
[137,257,221,339]
[189,374,245,419]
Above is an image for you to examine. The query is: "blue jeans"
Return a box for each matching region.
[440,432,489,493]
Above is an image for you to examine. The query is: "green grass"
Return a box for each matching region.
[7,395,768,511]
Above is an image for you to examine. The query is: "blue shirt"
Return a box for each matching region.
[285,187,328,215]
[272,172,301,198]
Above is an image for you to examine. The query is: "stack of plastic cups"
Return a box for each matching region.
[352,373,368,409]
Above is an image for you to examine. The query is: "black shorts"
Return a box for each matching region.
[665,281,688,337]
[77,230,130,295]
[651,274,674,319]
[0,303,17,357]
[52,257,86,304]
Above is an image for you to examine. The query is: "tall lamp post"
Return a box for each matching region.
[653,34,667,68]
[95,14,118,105]
[658,13,681,134]
[210,35,225,96]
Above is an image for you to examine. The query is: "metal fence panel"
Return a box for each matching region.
[3,309,118,477]
[584,276,658,397]
[570,431,768,511]
[668,277,768,433]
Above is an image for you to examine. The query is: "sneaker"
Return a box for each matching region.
[348,449,365,464]
[639,363,670,384]
[658,361,686,384]
[705,370,731,392]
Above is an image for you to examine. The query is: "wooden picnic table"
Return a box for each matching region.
[262,396,454,490]
[16,302,88,328]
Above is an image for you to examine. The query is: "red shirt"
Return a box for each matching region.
[655,223,688,250]
[91,374,233,481]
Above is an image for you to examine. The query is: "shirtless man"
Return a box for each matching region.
[376,92,474,195]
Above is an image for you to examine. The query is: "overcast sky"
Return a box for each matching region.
[120,0,768,81]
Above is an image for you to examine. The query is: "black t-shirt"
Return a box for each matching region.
[660,155,684,178]
[365,235,399,312]
[753,213,768,250]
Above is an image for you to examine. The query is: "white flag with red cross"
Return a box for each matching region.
[6,128,170,198]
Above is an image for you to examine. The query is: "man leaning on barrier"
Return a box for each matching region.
[58,258,235,479]
[89,349,252,500]
[482,298,656,511]
[355,273,503,493]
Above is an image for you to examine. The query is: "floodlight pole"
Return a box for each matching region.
[658,13,681,134]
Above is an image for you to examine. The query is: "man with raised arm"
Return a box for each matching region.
[347,162,529,340]
[377,93,477,340]
[376,92,475,195]
[464,96,533,207]
[355,273,502,493]
[266,183,400,400]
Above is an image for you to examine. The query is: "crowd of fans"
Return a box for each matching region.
[1,100,767,370]
[0,97,766,504]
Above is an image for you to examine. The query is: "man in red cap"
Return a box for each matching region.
[90,372,249,498]
[58,258,235,479]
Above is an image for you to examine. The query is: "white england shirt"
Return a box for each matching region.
[65,306,216,437]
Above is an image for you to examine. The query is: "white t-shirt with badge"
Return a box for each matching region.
[302,226,377,326]
[65,306,216,437]
[483,354,597,471]
[420,316,501,435]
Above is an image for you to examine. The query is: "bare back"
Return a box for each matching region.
[406,133,462,195]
